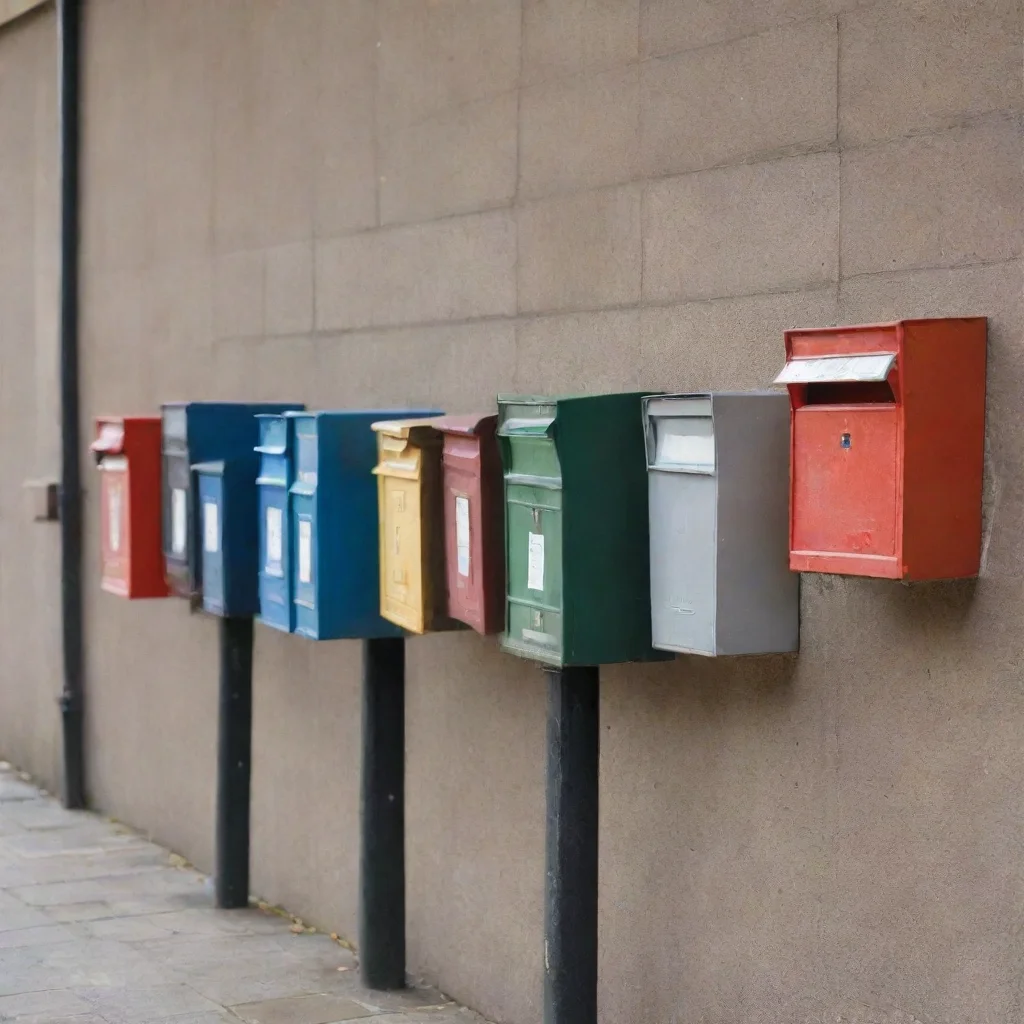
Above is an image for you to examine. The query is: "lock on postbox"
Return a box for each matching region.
[372,417,458,635]
[289,410,437,640]
[643,393,798,656]
[193,458,260,617]
[774,318,987,580]
[497,393,668,667]
[256,414,298,632]
[91,416,168,599]
[161,402,301,600]
[434,414,504,635]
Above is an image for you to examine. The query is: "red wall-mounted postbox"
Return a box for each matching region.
[775,318,987,580]
[434,414,505,634]
[91,416,169,598]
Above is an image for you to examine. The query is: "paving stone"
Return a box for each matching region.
[1,802,91,831]
[76,984,221,1023]
[3,830,152,860]
[0,778,42,803]
[231,994,375,1024]
[0,925,79,949]
[46,902,123,923]
[36,940,174,989]
[17,1015,111,1024]
[0,988,94,1019]
[76,917,176,942]
[0,894,52,933]
[130,933,290,969]
[133,1015,238,1024]
[125,909,284,938]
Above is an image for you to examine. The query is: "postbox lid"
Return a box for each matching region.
[91,419,125,454]
[496,397,556,437]
[431,413,496,437]
[370,418,442,441]
[191,460,226,477]
[774,351,896,385]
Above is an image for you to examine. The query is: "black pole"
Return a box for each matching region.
[359,636,406,990]
[57,0,85,812]
[544,666,600,1024]
[215,615,254,909]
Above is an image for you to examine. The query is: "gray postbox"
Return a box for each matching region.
[643,392,798,657]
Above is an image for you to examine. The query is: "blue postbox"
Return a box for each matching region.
[194,459,262,617]
[255,413,301,632]
[289,409,440,640]
[161,402,301,600]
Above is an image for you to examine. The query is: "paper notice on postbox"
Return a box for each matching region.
[266,507,283,574]
[203,502,219,554]
[527,532,545,592]
[108,484,122,553]
[455,496,471,577]
[298,520,312,584]
[171,488,187,555]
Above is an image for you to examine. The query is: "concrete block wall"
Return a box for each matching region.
[0,1,1021,1022]
[0,7,61,792]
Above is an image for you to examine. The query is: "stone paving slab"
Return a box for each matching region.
[0,764,491,1024]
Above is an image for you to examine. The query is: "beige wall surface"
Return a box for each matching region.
[1,1,1022,1022]
[0,6,61,794]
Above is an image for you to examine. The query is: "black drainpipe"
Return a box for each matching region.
[57,0,85,811]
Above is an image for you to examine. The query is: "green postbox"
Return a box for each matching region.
[497,393,668,667]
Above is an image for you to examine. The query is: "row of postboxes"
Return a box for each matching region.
[92,318,988,665]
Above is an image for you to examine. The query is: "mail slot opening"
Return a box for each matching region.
[802,379,896,405]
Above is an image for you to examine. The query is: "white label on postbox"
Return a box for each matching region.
[203,502,219,554]
[455,496,471,577]
[527,532,545,592]
[298,520,312,584]
[171,488,187,555]
[265,507,283,575]
[108,484,122,553]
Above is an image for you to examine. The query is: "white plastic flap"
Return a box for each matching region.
[774,352,896,385]
[651,415,715,472]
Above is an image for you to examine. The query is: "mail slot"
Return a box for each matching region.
[775,318,987,579]
[193,459,259,617]
[372,417,457,635]
[91,415,168,599]
[256,413,300,632]
[434,414,504,635]
[161,402,301,600]
[290,410,438,639]
[643,393,797,656]
[497,393,667,667]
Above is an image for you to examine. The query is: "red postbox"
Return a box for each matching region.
[775,318,987,580]
[434,414,504,634]
[91,416,169,598]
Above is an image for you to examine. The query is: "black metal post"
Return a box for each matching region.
[544,666,600,1024]
[359,636,406,990]
[57,0,85,812]
[215,615,254,909]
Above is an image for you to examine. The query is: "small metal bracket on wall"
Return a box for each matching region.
[23,479,60,522]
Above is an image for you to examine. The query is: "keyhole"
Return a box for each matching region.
[394,525,400,554]
[840,433,851,449]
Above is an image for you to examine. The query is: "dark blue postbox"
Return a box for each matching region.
[255,413,301,632]
[194,459,261,617]
[289,409,440,640]
[161,402,302,600]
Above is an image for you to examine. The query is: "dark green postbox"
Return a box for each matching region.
[497,393,668,667]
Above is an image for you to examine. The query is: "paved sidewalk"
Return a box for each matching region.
[0,764,488,1024]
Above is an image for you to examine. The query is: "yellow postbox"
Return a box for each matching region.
[371,418,455,634]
